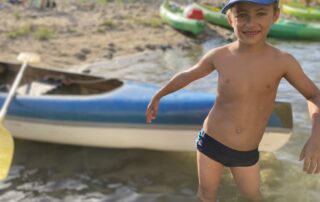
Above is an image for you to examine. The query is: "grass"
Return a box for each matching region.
[7,24,33,39]
[79,0,123,5]
[7,24,55,41]
[66,27,77,33]
[33,26,55,41]
[101,19,114,27]
[97,16,163,33]
[132,17,163,28]
[13,12,21,20]
[97,19,114,33]
[96,0,115,4]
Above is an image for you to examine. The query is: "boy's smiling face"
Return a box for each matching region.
[227,3,279,45]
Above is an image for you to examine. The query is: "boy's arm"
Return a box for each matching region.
[153,57,215,99]
[283,54,320,174]
[301,98,320,174]
[146,50,216,123]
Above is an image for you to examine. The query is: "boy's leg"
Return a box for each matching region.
[230,162,262,201]
[197,151,224,202]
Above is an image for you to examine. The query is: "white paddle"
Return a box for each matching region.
[0,52,40,180]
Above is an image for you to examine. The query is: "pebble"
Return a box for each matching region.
[81,48,91,54]
[134,46,144,52]
[159,44,172,51]
[107,182,123,189]
[103,52,113,59]
[145,44,156,50]
[74,52,86,61]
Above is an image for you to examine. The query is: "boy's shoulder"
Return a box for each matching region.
[266,44,301,72]
[267,44,298,62]
[204,42,298,66]
[267,43,287,55]
[205,43,232,58]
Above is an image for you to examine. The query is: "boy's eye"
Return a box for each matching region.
[235,13,247,18]
[257,12,267,16]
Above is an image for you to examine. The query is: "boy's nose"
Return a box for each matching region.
[245,15,257,27]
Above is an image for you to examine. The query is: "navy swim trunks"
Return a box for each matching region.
[196,129,259,167]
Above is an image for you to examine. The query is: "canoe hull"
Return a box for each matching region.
[6,117,291,152]
[0,62,293,152]
[282,3,320,20]
[160,1,205,35]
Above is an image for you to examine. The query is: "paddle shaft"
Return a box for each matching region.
[0,62,28,123]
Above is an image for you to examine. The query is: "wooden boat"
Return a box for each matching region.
[0,61,292,152]
[160,1,205,35]
[282,3,320,20]
[196,3,320,40]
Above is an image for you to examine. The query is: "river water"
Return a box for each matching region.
[0,37,319,202]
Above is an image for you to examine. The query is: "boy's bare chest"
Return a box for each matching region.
[216,64,282,96]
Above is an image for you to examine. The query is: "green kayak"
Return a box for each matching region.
[160,1,205,35]
[282,3,320,20]
[196,3,320,40]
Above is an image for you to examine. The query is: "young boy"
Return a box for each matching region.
[146,0,320,201]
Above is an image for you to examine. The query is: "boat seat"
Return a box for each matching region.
[17,81,59,96]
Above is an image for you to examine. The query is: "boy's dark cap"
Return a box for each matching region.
[221,0,278,14]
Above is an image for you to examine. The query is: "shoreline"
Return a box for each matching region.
[0,1,232,69]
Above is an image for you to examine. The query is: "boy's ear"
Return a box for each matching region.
[273,8,280,22]
[227,13,234,27]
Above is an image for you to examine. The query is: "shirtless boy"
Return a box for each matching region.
[146,0,320,201]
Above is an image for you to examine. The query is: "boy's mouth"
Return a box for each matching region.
[243,30,261,37]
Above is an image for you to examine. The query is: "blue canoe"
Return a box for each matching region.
[0,62,292,151]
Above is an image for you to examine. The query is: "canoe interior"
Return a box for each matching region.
[0,62,123,96]
[164,1,184,15]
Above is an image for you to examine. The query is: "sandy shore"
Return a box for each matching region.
[0,0,232,70]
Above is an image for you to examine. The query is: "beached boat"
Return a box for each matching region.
[0,61,292,152]
[160,1,205,35]
[282,3,320,20]
[196,3,320,40]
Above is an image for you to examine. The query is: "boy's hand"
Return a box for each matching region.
[299,137,320,174]
[146,98,159,123]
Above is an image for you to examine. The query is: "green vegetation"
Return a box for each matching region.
[95,0,115,4]
[7,24,55,41]
[79,0,91,4]
[66,27,77,33]
[98,15,162,33]
[132,17,163,28]
[13,12,21,20]
[79,0,123,4]
[101,19,114,27]
[33,26,55,41]
[7,24,33,39]
[97,19,114,33]
[96,27,106,33]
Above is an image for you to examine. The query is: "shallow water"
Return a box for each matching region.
[1,37,320,202]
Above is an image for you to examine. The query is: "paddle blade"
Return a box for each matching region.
[17,52,41,64]
[0,125,14,180]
